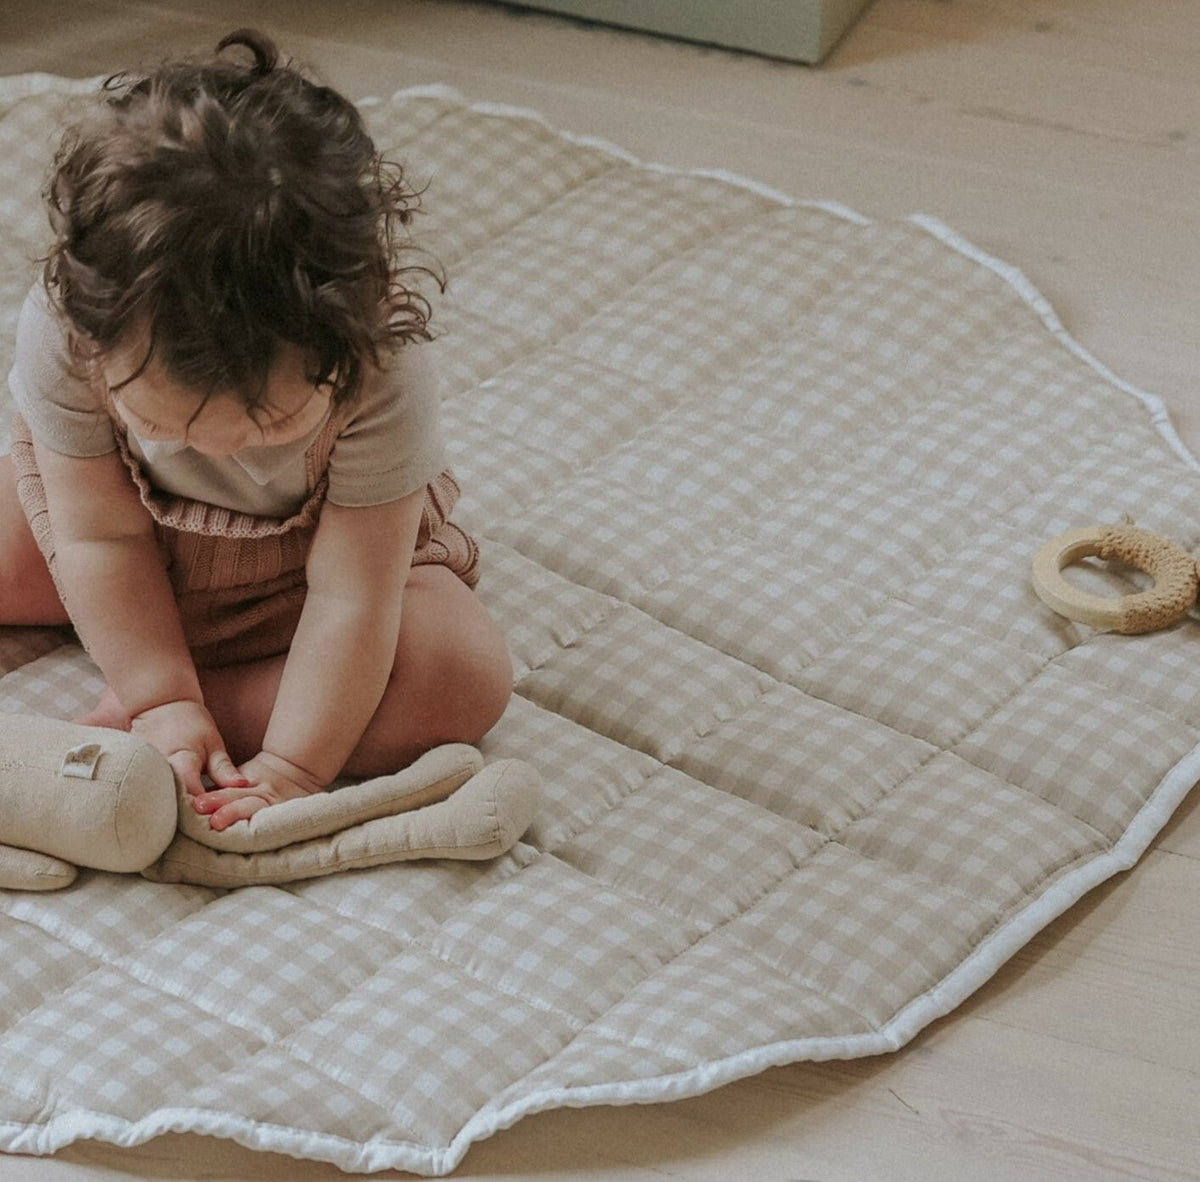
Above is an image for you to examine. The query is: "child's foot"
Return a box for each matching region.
[75,686,133,732]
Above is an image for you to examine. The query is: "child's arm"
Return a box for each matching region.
[32,439,247,794]
[195,486,428,827]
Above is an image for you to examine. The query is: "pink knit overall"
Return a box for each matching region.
[10,410,479,667]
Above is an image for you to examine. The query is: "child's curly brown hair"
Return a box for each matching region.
[44,28,436,409]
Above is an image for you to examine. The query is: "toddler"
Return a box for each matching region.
[0,30,512,831]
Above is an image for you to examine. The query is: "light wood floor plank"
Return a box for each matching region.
[960,851,1200,1070]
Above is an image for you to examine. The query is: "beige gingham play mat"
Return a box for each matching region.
[3,75,1200,1176]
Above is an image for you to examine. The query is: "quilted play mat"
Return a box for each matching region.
[2,73,1200,1176]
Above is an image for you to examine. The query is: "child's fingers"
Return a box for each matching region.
[168,749,206,797]
[207,750,252,790]
[193,789,268,831]
[191,786,242,812]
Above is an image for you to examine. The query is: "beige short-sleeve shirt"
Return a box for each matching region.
[7,284,446,517]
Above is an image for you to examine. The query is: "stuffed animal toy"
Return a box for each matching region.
[0,715,540,890]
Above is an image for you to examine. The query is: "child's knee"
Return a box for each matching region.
[462,625,513,740]
[432,604,512,745]
[405,564,513,741]
[355,577,512,775]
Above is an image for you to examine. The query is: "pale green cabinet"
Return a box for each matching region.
[503,0,874,63]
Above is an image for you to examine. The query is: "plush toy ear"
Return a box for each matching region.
[0,715,178,890]
[142,755,542,888]
[0,843,78,892]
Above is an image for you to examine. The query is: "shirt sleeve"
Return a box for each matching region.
[325,342,447,508]
[6,284,116,457]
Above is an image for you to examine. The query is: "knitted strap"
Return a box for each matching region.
[1031,524,1199,634]
[110,411,339,539]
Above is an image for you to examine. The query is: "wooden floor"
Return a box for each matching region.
[2,2,1199,1179]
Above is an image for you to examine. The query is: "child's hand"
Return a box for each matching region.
[192,751,324,831]
[131,699,249,797]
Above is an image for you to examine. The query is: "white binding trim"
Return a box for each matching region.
[910,213,1200,474]
[2,74,1197,1179]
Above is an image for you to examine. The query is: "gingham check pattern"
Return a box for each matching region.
[674,684,938,836]
[587,926,871,1061]
[729,843,996,1027]
[900,522,1095,660]
[515,603,771,762]
[554,765,824,926]
[631,538,890,678]
[954,665,1197,842]
[458,348,681,468]
[794,605,1048,749]
[2,80,1199,1177]
[842,753,1108,914]
[0,647,105,720]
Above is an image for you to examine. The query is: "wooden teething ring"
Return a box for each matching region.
[1031,524,1199,634]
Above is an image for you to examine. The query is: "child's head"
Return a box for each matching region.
[44,29,433,420]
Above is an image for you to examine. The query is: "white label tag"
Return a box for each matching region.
[59,742,102,780]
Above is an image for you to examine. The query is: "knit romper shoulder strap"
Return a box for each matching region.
[11,408,479,667]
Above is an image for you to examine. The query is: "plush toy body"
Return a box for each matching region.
[0,715,177,889]
[0,715,540,890]
[144,746,541,888]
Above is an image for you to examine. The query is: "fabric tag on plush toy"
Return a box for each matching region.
[58,742,102,780]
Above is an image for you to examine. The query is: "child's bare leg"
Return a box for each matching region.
[198,563,513,772]
[0,455,70,626]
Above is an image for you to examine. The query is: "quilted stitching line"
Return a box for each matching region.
[410,863,698,1031]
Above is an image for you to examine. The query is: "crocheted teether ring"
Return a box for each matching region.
[1032,524,1200,634]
